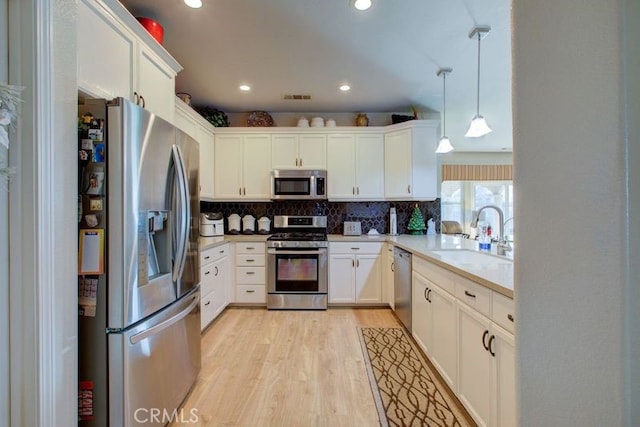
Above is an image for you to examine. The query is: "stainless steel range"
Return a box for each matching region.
[267,215,328,310]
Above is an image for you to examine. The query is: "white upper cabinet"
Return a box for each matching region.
[77,0,182,122]
[271,133,326,169]
[78,0,135,100]
[214,133,271,200]
[384,121,438,200]
[327,133,384,200]
[175,99,216,200]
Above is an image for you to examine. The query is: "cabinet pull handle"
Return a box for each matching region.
[204,256,211,260]
[300,158,303,167]
[243,187,246,196]
[139,95,145,108]
[204,301,211,306]
[427,289,432,302]
[246,271,255,275]
[391,262,394,272]
[407,185,411,194]
[424,287,429,302]
[482,330,490,351]
[488,335,496,357]
[352,259,355,267]
[464,290,476,299]
[239,187,242,196]
[204,271,211,275]
[220,250,225,254]
[246,247,255,250]
[351,247,360,250]
[214,266,219,276]
[246,259,255,262]
[353,187,355,195]
[356,259,360,267]
[246,289,255,293]
[507,314,514,323]
[357,186,360,195]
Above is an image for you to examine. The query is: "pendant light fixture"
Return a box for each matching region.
[465,26,492,138]
[435,68,454,153]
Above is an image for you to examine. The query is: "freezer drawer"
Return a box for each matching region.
[108,290,201,427]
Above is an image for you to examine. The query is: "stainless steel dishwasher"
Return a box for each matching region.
[393,247,412,331]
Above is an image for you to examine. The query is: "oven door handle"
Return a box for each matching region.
[267,249,327,255]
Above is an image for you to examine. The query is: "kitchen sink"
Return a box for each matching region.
[429,249,513,265]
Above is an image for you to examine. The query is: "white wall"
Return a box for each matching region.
[0,0,9,425]
[513,0,635,425]
[8,0,77,425]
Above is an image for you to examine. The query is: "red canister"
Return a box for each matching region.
[136,17,164,45]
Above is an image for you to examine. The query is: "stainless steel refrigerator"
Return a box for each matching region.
[78,97,201,426]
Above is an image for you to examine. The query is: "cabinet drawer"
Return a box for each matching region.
[492,292,515,333]
[330,242,383,254]
[200,266,216,296]
[235,242,265,254]
[413,257,455,295]
[200,243,229,266]
[200,292,217,331]
[236,254,265,267]
[235,285,266,303]
[455,276,491,318]
[235,266,265,284]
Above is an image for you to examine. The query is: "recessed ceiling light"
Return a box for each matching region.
[354,0,371,11]
[184,0,202,8]
[239,84,251,92]
[339,84,351,92]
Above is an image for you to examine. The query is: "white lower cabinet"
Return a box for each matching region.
[411,270,457,390]
[411,254,516,427]
[383,244,395,309]
[329,242,383,304]
[200,243,230,331]
[457,296,516,427]
[234,242,266,303]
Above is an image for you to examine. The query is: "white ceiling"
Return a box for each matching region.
[119,0,513,152]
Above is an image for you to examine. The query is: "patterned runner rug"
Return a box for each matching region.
[359,327,474,427]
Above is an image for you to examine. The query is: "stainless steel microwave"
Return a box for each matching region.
[270,169,327,200]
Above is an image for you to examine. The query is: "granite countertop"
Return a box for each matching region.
[200,233,514,298]
[332,234,513,298]
[389,235,514,298]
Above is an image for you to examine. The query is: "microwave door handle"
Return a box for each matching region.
[171,145,190,284]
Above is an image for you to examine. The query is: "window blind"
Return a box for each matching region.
[441,164,512,181]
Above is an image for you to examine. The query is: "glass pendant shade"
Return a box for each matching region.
[436,136,454,154]
[465,115,492,137]
[184,0,202,8]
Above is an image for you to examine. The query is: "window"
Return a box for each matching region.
[441,180,514,241]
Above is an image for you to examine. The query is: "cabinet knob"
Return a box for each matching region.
[507,314,514,323]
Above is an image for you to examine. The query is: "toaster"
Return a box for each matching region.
[200,212,224,236]
[343,221,362,236]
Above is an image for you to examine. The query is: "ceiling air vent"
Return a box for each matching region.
[283,94,312,100]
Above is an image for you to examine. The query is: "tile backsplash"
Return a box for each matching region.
[200,200,440,235]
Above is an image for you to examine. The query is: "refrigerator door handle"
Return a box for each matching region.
[171,144,190,284]
[129,292,199,345]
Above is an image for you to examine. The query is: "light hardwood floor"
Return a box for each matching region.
[172,307,401,427]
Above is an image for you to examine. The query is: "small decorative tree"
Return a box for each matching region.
[407,205,426,235]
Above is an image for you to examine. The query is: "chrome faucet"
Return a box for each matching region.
[470,205,512,256]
